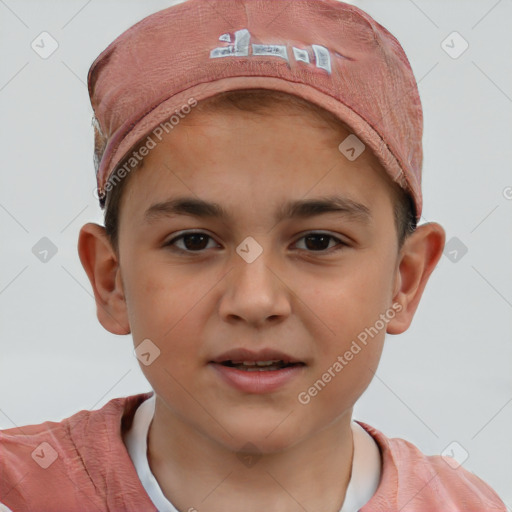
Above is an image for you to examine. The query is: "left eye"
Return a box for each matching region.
[294,232,346,252]
[165,231,346,253]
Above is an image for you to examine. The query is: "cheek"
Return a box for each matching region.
[301,339,383,429]
[308,253,395,351]
[127,266,210,394]
[313,249,395,400]
[298,266,390,423]
[124,258,209,351]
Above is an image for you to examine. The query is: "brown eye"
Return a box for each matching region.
[166,231,218,252]
[165,231,347,255]
[294,232,347,253]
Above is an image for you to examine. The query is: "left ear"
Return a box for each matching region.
[386,222,446,334]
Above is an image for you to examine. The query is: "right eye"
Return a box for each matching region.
[165,231,220,253]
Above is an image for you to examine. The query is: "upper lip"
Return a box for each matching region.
[210,348,304,365]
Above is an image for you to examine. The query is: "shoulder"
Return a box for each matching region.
[355,420,507,512]
[0,392,155,512]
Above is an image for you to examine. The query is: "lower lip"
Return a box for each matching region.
[209,363,305,394]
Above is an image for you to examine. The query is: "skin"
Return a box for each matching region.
[78,106,445,512]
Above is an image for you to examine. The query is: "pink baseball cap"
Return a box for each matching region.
[88,0,423,220]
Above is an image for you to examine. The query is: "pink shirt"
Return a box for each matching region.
[0,392,506,511]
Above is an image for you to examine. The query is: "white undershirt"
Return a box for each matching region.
[124,393,382,512]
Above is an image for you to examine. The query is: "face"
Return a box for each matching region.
[115,104,402,453]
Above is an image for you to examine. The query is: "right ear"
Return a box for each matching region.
[77,222,131,335]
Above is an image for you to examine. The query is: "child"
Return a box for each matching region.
[0,0,507,510]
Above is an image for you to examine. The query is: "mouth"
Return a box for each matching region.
[210,347,306,370]
[217,360,305,371]
[209,348,307,393]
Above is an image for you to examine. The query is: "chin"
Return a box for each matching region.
[211,410,310,454]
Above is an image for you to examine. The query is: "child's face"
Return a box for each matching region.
[115,105,404,451]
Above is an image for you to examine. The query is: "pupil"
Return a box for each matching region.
[305,234,329,251]
[184,234,208,250]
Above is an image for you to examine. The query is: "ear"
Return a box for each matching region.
[386,222,445,335]
[77,222,131,335]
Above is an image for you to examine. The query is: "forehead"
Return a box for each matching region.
[118,106,398,228]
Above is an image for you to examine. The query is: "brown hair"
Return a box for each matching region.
[95,89,416,255]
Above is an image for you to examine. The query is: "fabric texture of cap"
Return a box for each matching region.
[88,0,424,220]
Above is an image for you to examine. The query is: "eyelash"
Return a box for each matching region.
[165,230,349,255]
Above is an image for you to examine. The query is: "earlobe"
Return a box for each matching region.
[386,222,446,335]
[77,222,131,335]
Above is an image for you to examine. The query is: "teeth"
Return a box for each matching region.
[244,367,280,372]
[240,360,288,371]
[229,360,284,366]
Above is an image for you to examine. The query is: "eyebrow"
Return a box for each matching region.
[143,195,372,225]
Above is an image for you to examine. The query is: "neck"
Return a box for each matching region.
[147,397,354,512]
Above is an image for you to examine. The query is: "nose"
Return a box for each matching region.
[218,249,292,327]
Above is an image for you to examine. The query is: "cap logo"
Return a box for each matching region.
[210,28,332,74]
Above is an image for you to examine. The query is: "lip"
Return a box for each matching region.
[211,347,303,365]
[209,347,306,394]
[209,362,305,394]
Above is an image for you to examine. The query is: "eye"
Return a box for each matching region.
[294,232,348,253]
[165,230,348,254]
[165,231,219,252]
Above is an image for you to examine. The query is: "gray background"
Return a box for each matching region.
[1,0,511,506]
